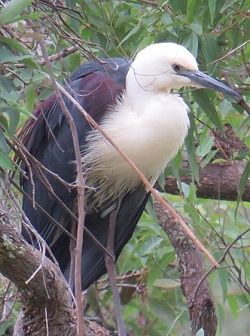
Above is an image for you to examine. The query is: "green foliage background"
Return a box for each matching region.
[0,0,250,335]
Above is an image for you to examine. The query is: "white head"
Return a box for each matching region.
[126,42,240,100]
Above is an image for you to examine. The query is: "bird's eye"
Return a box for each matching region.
[172,64,181,72]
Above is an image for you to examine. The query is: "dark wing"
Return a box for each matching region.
[82,186,149,289]
[21,58,149,289]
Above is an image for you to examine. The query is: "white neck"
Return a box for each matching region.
[125,66,171,114]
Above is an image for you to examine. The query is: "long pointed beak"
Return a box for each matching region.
[179,69,241,101]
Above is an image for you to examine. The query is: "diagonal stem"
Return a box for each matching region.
[105,204,127,336]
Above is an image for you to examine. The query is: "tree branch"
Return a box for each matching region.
[165,159,248,200]
[0,198,111,336]
[154,198,217,336]
[165,124,250,201]
[0,202,76,335]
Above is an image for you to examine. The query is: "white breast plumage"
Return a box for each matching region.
[81,92,189,213]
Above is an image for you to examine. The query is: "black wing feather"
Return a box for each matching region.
[21,58,149,289]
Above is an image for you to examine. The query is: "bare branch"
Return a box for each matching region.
[154,198,217,336]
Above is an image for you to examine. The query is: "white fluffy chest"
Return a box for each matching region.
[82,93,189,211]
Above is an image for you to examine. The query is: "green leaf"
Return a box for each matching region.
[202,35,219,74]
[157,171,165,191]
[148,296,176,321]
[190,22,203,36]
[4,107,20,136]
[0,38,39,69]
[186,0,197,23]
[145,198,159,224]
[184,201,200,224]
[0,0,34,25]
[196,135,214,158]
[241,0,250,10]
[0,36,30,55]
[0,76,16,92]
[185,115,199,182]
[140,236,163,256]
[186,182,197,203]
[227,295,239,319]
[0,319,15,335]
[0,47,35,64]
[0,129,9,154]
[25,84,36,112]
[238,160,250,201]
[209,0,216,24]
[163,311,185,336]
[0,150,13,170]
[118,24,140,47]
[217,303,225,328]
[154,279,180,290]
[183,32,199,57]
[221,0,238,12]
[192,90,223,131]
[0,114,9,133]
[217,268,228,302]
[200,149,218,168]
[169,149,184,191]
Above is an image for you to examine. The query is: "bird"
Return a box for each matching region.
[20,42,240,292]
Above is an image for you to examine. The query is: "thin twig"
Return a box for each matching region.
[25,245,46,285]
[194,227,250,297]
[45,307,49,336]
[15,45,79,69]
[33,19,85,334]
[211,39,250,63]
[39,46,79,66]
[105,203,127,336]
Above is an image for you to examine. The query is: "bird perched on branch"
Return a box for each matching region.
[20,43,240,292]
